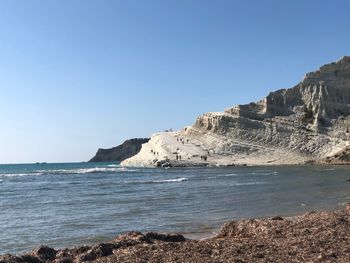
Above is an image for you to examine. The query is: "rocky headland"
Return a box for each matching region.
[121,56,350,167]
[2,205,350,263]
[89,138,149,162]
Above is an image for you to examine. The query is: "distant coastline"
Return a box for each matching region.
[89,138,149,162]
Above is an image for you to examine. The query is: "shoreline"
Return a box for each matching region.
[2,205,350,262]
[121,159,350,168]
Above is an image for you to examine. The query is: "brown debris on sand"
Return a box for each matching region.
[3,205,350,263]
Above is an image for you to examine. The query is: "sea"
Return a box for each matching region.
[1,162,350,254]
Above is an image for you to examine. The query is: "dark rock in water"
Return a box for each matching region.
[89,138,149,162]
[155,160,173,168]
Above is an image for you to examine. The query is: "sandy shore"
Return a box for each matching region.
[2,205,350,263]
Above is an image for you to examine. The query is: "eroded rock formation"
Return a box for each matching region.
[89,138,149,162]
[122,56,350,167]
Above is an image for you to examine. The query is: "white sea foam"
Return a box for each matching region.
[35,168,109,174]
[249,171,278,175]
[221,173,239,177]
[39,167,137,174]
[125,177,188,185]
[0,172,44,177]
[75,167,120,174]
[0,167,136,177]
[230,181,264,186]
[207,173,240,179]
[152,178,188,183]
[107,164,120,167]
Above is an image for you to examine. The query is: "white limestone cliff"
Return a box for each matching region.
[122,56,350,167]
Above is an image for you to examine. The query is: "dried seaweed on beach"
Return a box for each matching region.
[3,204,350,263]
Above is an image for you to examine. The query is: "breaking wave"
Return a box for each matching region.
[44,167,124,174]
[0,172,45,177]
[0,167,138,177]
[249,171,278,175]
[125,177,188,185]
[153,178,188,183]
[107,164,119,167]
[230,181,265,186]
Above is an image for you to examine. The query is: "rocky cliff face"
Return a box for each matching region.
[89,138,149,162]
[122,57,350,167]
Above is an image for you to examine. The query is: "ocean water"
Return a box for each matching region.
[1,162,350,254]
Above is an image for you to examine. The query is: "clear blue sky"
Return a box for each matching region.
[0,0,349,163]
